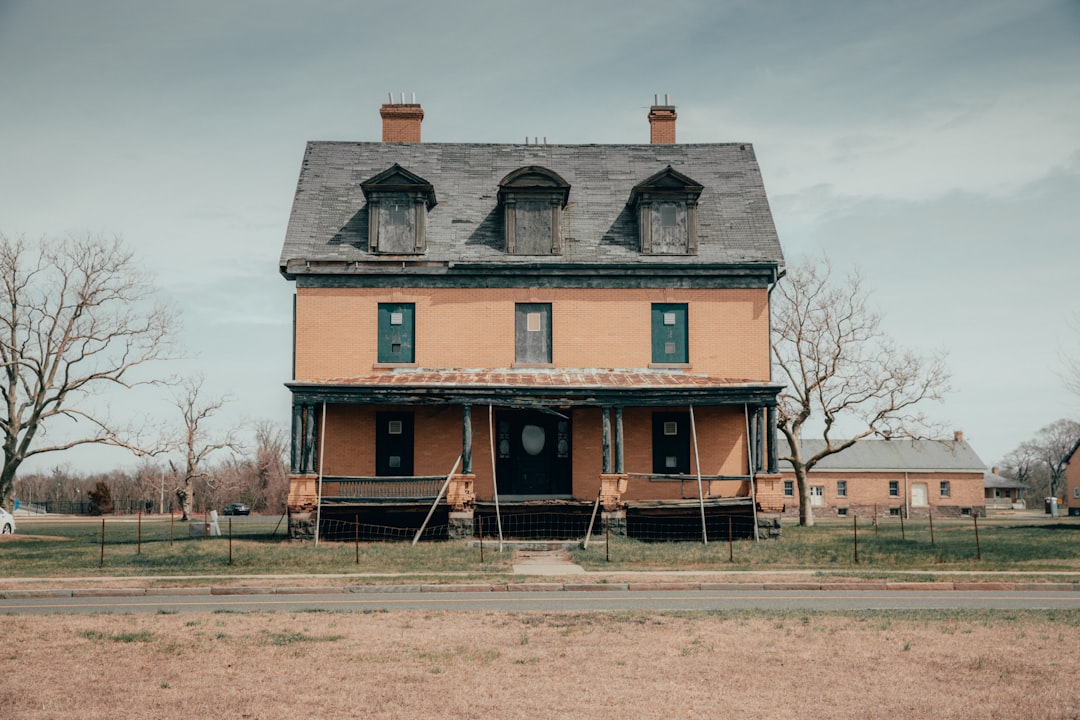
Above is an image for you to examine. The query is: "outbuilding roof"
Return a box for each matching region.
[280,142,784,276]
[779,438,987,473]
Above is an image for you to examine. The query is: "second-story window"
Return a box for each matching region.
[651,303,688,365]
[515,303,552,365]
[377,303,414,363]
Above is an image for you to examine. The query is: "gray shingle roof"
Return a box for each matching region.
[983,471,1027,490]
[779,439,986,473]
[280,142,784,273]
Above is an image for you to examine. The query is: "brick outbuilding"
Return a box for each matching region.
[778,435,989,519]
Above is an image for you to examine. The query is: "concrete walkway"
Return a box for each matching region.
[511,548,586,575]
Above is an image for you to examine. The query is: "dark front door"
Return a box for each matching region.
[495,410,571,496]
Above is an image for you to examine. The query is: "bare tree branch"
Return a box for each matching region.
[772,255,950,526]
[0,233,177,506]
[171,375,241,520]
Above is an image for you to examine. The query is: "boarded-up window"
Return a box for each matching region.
[651,304,688,364]
[515,303,552,364]
[513,200,554,255]
[651,202,689,254]
[378,303,414,363]
[376,193,417,254]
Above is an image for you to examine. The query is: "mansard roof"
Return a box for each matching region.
[280,141,784,278]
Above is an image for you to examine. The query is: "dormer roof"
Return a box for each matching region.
[359,163,437,209]
[627,165,704,206]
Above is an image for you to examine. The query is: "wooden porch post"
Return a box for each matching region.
[290,401,303,474]
[462,404,473,474]
[755,406,765,473]
[302,403,317,475]
[767,404,778,474]
[614,406,624,474]
[601,406,612,474]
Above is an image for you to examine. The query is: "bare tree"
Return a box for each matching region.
[172,375,240,520]
[772,256,950,526]
[1001,420,1080,499]
[0,233,175,507]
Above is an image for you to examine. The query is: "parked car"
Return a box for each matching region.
[222,502,250,516]
[0,507,15,534]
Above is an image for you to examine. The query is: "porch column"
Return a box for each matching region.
[614,406,624,474]
[601,407,612,474]
[755,406,765,472]
[290,401,303,474]
[462,404,473,474]
[767,404,778,474]
[302,403,317,475]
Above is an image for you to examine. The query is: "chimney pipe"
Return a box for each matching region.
[648,96,676,144]
[380,94,424,143]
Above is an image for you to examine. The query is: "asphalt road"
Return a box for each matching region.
[3,588,1079,615]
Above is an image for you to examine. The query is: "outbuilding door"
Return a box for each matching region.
[911,482,929,507]
[495,410,571,496]
[809,486,825,507]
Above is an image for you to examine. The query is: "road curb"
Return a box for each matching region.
[4,581,1080,600]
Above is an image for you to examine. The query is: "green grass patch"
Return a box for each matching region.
[3,517,512,578]
[78,629,155,643]
[571,516,1080,572]
[259,630,344,646]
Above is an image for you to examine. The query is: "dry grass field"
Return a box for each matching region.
[3,609,1079,719]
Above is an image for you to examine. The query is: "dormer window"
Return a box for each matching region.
[627,166,704,255]
[360,164,437,255]
[497,166,570,255]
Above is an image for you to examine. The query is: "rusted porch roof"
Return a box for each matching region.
[288,368,783,407]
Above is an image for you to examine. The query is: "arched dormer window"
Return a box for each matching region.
[627,166,704,255]
[497,166,570,255]
[360,164,437,254]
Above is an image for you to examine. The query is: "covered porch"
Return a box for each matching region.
[285,369,785,540]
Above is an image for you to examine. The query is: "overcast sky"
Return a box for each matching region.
[1,0,1077,474]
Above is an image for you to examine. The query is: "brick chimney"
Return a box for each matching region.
[954,430,964,443]
[380,94,424,142]
[648,94,676,144]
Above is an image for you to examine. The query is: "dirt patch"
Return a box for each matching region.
[2,611,1077,719]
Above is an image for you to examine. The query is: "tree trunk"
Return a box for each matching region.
[795,465,815,527]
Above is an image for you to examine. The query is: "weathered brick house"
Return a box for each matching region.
[778,434,988,518]
[279,99,787,540]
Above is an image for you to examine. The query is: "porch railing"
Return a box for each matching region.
[321,476,444,501]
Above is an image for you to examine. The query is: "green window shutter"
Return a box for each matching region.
[378,303,414,363]
[651,304,688,363]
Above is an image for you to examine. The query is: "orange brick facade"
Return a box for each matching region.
[294,287,770,381]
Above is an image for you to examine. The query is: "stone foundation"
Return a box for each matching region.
[289,511,315,541]
[756,514,782,540]
[448,510,474,540]
[601,510,627,537]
